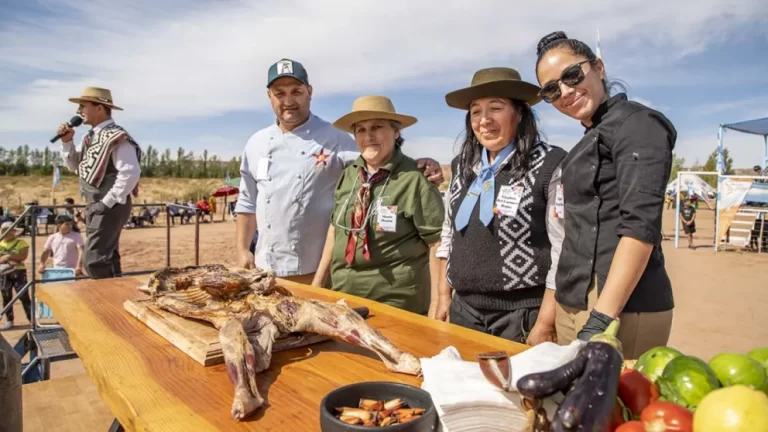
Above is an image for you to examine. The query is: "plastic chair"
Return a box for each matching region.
[36,268,76,328]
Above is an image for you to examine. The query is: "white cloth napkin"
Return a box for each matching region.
[419,341,585,432]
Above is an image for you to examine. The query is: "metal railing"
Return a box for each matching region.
[1,202,203,335]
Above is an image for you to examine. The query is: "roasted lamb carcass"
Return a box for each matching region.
[146,264,421,420]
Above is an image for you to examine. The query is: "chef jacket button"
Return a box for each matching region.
[268,154,272,159]
[591,226,596,232]
[269,246,274,252]
[594,195,599,201]
[267,224,271,229]
[266,199,271,204]
[301,150,306,155]
[591,165,596,171]
[291,245,296,251]
[267,177,271,181]
[306,129,310,133]
[588,259,594,264]
[297,174,302,179]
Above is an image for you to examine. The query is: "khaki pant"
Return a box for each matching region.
[281,273,316,286]
[555,276,673,359]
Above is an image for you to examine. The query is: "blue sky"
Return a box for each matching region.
[1,0,767,168]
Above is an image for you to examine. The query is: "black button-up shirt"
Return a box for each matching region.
[555,93,675,313]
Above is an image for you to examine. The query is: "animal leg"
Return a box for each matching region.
[277,299,421,376]
[219,314,278,420]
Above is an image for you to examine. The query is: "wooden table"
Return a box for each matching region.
[38,277,529,432]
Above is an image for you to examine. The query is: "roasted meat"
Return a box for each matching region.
[146,265,421,420]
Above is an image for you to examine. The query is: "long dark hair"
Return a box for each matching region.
[458,98,541,185]
[535,31,626,95]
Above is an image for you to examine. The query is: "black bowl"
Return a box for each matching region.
[320,381,438,432]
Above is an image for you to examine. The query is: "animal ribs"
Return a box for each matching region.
[146,265,421,420]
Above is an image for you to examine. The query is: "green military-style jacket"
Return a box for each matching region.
[329,148,445,314]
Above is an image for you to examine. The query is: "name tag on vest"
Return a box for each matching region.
[494,185,523,217]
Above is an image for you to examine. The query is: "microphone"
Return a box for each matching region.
[50,115,84,143]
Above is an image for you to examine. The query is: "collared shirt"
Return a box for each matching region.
[556,93,676,313]
[436,151,565,291]
[61,119,141,208]
[235,113,359,277]
[329,148,444,314]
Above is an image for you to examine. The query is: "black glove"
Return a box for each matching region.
[576,309,615,341]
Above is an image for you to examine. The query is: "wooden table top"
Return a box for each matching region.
[37,276,529,432]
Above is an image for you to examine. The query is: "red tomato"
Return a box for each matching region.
[640,401,693,432]
[615,421,646,432]
[618,369,660,414]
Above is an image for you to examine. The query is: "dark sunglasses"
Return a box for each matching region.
[538,59,594,103]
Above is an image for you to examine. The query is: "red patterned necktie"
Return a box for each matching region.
[345,168,390,265]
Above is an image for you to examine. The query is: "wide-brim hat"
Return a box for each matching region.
[333,96,417,133]
[445,67,542,110]
[0,221,22,236]
[69,86,123,111]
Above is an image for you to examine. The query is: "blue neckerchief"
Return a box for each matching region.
[454,142,515,230]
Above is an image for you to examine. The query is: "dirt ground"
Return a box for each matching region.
[3,206,767,383]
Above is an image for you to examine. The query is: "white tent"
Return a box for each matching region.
[667,173,716,208]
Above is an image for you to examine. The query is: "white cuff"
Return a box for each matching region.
[102,194,117,208]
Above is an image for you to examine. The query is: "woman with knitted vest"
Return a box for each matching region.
[433,67,567,345]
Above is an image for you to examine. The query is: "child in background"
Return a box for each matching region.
[680,198,697,249]
[38,214,85,276]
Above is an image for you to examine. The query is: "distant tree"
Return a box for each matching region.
[670,153,686,183]
[702,148,734,188]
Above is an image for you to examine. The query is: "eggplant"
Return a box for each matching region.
[516,347,590,399]
[551,320,624,431]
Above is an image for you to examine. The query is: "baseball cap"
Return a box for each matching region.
[267,58,309,88]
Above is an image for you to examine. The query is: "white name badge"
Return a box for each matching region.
[494,185,524,217]
[554,184,565,219]
[256,158,270,180]
[375,205,398,232]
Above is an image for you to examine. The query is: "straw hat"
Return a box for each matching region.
[445,67,542,110]
[0,221,22,236]
[333,96,417,133]
[68,87,123,111]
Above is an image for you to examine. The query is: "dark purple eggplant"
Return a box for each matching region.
[516,347,590,399]
[551,340,623,431]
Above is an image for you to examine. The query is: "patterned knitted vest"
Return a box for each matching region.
[78,123,142,196]
[447,143,566,311]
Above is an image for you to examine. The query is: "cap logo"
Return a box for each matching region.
[277,60,294,75]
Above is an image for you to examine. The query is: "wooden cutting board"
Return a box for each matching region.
[123,299,369,366]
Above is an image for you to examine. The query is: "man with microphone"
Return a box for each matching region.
[54,87,142,279]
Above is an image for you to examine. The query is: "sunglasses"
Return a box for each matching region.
[538,59,594,103]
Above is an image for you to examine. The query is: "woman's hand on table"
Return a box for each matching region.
[430,295,451,322]
[526,322,557,346]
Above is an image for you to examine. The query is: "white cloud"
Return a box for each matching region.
[1,0,766,136]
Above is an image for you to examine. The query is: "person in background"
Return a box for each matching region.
[196,198,211,222]
[535,31,675,358]
[0,222,31,331]
[680,198,696,249]
[38,214,85,275]
[56,87,142,279]
[433,68,566,344]
[235,58,444,284]
[209,196,217,217]
[311,96,444,315]
[59,197,83,233]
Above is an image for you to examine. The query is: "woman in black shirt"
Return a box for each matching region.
[534,31,675,358]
